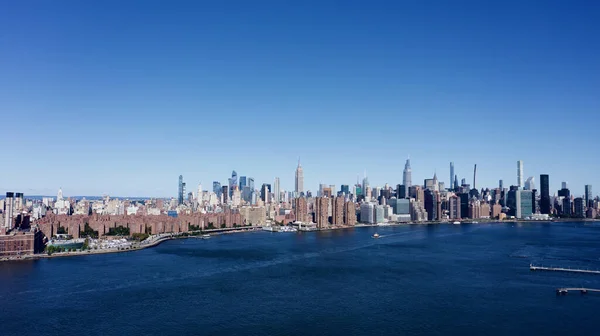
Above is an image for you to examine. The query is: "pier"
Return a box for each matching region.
[556,288,600,295]
[530,264,600,275]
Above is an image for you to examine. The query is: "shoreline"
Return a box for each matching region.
[2,219,597,262]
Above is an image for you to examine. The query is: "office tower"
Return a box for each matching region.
[450,162,454,191]
[516,190,533,219]
[332,196,344,225]
[295,197,308,222]
[340,185,350,195]
[360,203,375,224]
[561,182,568,190]
[398,184,406,199]
[362,172,369,196]
[506,187,518,217]
[524,176,535,191]
[517,160,524,188]
[499,180,503,190]
[315,197,329,229]
[4,192,14,229]
[403,158,412,194]
[239,176,247,190]
[344,201,356,225]
[531,189,537,214]
[374,205,385,223]
[458,193,469,217]
[222,186,229,204]
[585,185,593,207]
[57,188,63,201]
[178,175,184,205]
[424,190,440,221]
[228,171,238,197]
[473,164,477,189]
[274,177,281,203]
[248,177,255,190]
[295,159,304,194]
[213,181,222,197]
[424,179,435,190]
[461,178,466,186]
[14,192,23,212]
[197,184,203,201]
[540,174,550,214]
[574,198,585,218]
[454,175,459,191]
[562,198,571,216]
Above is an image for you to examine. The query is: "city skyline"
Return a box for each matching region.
[2,1,599,197]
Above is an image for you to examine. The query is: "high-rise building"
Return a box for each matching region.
[362,172,369,197]
[516,190,533,219]
[178,175,185,205]
[540,174,550,214]
[450,162,454,191]
[315,197,329,229]
[574,197,585,218]
[562,182,568,190]
[221,186,229,204]
[340,185,350,195]
[295,197,308,222]
[261,184,270,203]
[374,205,385,223]
[248,177,255,190]
[517,160,524,189]
[295,159,304,194]
[403,158,412,195]
[228,171,238,197]
[424,190,440,221]
[499,180,503,190]
[585,185,593,207]
[274,177,281,203]
[213,181,222,197]
[4,192,14,229]
[344,201,356,225]
[360,203,375,224]
[239,176,247,190]
[524,176,535,191]
[332,196,344,225]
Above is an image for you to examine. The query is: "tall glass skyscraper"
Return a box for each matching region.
[540,174,550,214]
[239,176,247,190]
[213,181,222,197]
[403,158,412,196]
[178,175,185,205]
[585,185,593,207]
[449,162,454,191]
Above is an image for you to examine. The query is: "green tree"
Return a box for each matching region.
[220,223,226,229]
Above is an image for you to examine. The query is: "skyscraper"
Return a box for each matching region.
[239,176,247,190]
[178,175,184,205]
[362,171,369,196]
[524,176,535,190]
[450,162,454,191]
[540,174,550,214]
[585,185,593,207]
[248,177,255,190]
[4,192,14,229]
[213,181,222,197]
[228,170,238,197]
[295,159,304,194]
[403,158,412,196]
[517,160,524,189]
[274,177,281,203]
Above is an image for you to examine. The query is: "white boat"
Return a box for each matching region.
[262,226,276,232]
[372,233,380,238]
[452,221,461,225]
[201,234,211,239]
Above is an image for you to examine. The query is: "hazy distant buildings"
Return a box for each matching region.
[213,181,222,198]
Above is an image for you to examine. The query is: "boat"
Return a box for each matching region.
[201,234,211,239]
[372,233,380,238]
[452,221,461,225]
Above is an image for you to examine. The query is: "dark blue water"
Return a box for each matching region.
[1,222,599,335]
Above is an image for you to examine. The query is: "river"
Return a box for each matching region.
[1,222,599,335]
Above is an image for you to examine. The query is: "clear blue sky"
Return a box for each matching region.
[1,0,599,197]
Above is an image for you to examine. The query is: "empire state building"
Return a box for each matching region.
[295,159,304,194]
